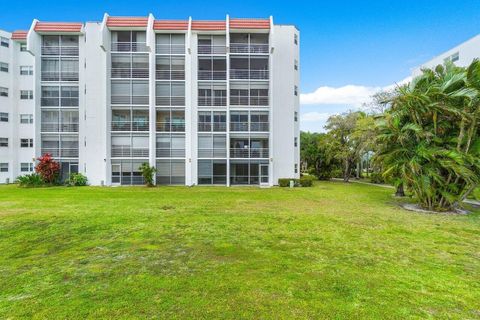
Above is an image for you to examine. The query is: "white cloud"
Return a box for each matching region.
[300,112,331,122]
[300,76,412,107]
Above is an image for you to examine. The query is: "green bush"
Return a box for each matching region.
[16,173,44,187]
[139,163,156,187]
[370,172,385,184]
[278,178,294,187]
[65,173,88,186]
[299,176,314,187]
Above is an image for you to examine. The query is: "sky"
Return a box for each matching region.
[2,0,480,132]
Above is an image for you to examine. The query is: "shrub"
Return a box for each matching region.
[299,176,314,187]
[139,163,156,187]
[370,172,385,184]
[278,178,294,187]
[65,173,88,186]
[16,173,44,187]
[35,153,60,184]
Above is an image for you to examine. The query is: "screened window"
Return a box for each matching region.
[0,37,9,48]
[20,138,33,148]
[20,90,33,100]
[20,66,33,75]
[20,162,34,172]
[0,163,8,172]
[198,160,227,185]
[0,87,8,97]
[0,112,8,122]
[20,114,33,124]
[0,138,8,147]
[0,62,8,73]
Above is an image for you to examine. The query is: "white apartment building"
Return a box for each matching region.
[412,34,480,76]
[0,14,300,186]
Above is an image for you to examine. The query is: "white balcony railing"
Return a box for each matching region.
[111,146,149,157]
[230,69,269,80]
[111,121,149,132]
[198,122,226,132]
[230,122,249,132]
[155,70,185,80]
[156,122,185,132]
[41,147,79,158]
[197,45,227,55]
[250,122,269,132]
[111,68,149,79]
[41,122,79,133]
[155,96,185,106]
[198,70,227,80]
[230,148,269,159]
[111,95,149,105]
[41,98,79,107]
[198,148,227,158]
[41,71,79,82]
[156,148,186,158]
[230,122,269,132]
[230,43,269,54]
[198,96,226,106]
[111,42,148,52]
[156,44,185,55]
[230,96,269,106]
[41,46,79,56]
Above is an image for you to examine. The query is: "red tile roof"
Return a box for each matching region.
[34,22,83,33]
[153,20,189,30]
[11,30,28,40]
[107,16,149,28]
[191,20,226,31]
[230,18,270,29]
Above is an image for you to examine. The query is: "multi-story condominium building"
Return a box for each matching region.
[0,14,300,186]
[412,34,480,76]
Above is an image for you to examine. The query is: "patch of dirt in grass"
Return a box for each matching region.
[400,203,469,215]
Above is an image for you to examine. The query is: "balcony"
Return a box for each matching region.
[111,68,149,79]
[230,69,269,80]
[198,96,227,106]
[250,122,269,132]
[111,95,149,105]
[111,121,149,132]
[156,122,185,132]
[111,42,148,52]
[230,43,269,54]
[230,96,269,106]
[41,148,79,158]
[230,122,249,132]
[198,122,226,132]
[41,71,79,82]
[198,45,227,55]
[41,122,79,133]
[156,96,185,106]
[198,70,226,81]
[156,44,185,55]
[41,98,79,107]
[156,148,186,158]
[230,148,269,158]
[156,70,185,80]
[41,46,79,56]
[111,146,149,157]
[198,148,227,158]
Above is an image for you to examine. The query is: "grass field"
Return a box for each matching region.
[0,182,479,319]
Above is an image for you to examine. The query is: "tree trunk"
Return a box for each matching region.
[343,161,350,182]
[356,161,360,180]
[395,183,405,197]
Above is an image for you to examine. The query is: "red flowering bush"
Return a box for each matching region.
[35,153,60,184]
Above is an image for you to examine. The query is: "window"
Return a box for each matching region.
[0,37,9,48]
[294,111,298,122]
[20,138,33,148]
[451,52,459,62]
[20,114,33,124]
[294,85,298,96]
[20,43,27,52]
[294,34,298,45]
[0,163,8,172]
[294,137,298,147]
[0,112,8,122]
[0,138,8,147]
[20,162,34,172]
[20,66,33,75]
[0,62,8,73]
[20,90,33,100]
[0,87,8,97]
[294,59,298,71]
[294,164,298,174]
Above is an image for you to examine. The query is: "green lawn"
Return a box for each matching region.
[0,182,479,319]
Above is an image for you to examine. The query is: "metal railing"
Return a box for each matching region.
[198,70,226,80]
[41,46,79,56]
[250,122,269,132]
[155,96,185,106]
[230,148,269,158]
[230,43,269,54]
[111,68,149,79]
[41,71,79,82]
[111,121,149,131]
[230,69,269,80]
[41,122,79,133]
[230,96,269,106]
[41,98,79,107]
[156,122,185,132]
[230,122,249,132]
[156,148,185,158]
[156,44,185,55]
[155,70,185,80]
[111,42,148,52]
[41,147,79,158]
[198,96,226,106]
[198,122,226,132]
[198,148,227,158]
[111,95,149,105]
[111,146,149,157]
[198,45,227,55]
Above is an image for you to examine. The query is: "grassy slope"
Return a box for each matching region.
[0,182,479,319]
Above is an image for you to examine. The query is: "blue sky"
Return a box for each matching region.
[2,0,480,131]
